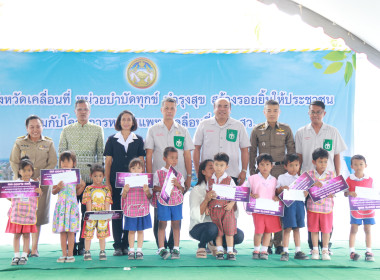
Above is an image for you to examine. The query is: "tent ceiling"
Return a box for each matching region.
[259,0,380,68]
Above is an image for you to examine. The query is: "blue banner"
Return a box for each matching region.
[0,50,355,179]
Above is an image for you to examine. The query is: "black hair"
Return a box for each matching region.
[114,110,138,132]
[129,157,144,170]
[59,151,77,168]
[312,148,329,161]
[196,159,214,185]
[25,115,43,127]
[265,99,279,107]
[284,154,300,166]
[351,154,367,165]
[18,156,34,179]
[256,153,274,165]
[163,146,178,158]
[309,100,325,110]
[214,152,229,165]
[90,163,105,175]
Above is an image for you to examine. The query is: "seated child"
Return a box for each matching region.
[275,154,308,261]
[207,153,237,261]
[153,147,185,260]
[306,148,335,261]
[246,153,282,260]
[345,154,375,262]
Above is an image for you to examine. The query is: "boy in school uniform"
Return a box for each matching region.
[275,154,309,261]
[345,154,375,262]
[153,147,185,260]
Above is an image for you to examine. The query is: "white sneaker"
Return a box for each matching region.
[311,250,320,260]
[322,251,331,261]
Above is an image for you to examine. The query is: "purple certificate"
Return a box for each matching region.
[309,175,349,202]
[214,185,250,202]
[160,166,179,204]
[279,172,314,207]
[115,172,153,188]
[40,169,80,186]
[349,197,380,211]
[84,210,123,221]
[245,197,284,217]
[0,181,40,198]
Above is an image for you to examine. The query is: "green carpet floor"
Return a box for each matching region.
[1,240,379,279]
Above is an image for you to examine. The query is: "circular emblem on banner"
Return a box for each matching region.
[126,57,158,89]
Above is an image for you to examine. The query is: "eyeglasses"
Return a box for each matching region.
[308,110,324,116]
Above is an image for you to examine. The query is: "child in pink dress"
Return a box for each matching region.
[122,158,152,260]
[6,156,42,266]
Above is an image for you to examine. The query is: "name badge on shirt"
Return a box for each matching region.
[226,129,237,142]
[174,136,184,150]
[323,139,333,151]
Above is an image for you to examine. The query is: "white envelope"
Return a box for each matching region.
[212,184,236,200]
[255,198,279,211]
[355,186,380,200]
[124,175,148,188]
[164,172,177,196]
[283,189,305,201]
[51,170,77,185]
[88,214,113,220]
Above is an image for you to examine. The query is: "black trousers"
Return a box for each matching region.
[189,222,244,248]
[111,189,129,250]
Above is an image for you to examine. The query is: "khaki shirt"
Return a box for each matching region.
[249,122,295,178]
[10,135,58,180]
[59,122,104,183]
[144,120,194,177]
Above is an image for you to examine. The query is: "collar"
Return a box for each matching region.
[284,172,299,179]
[74,121,90,127]
[114,132,137,141]
[306,122,326,131]
[313,168,329,179]
[210,116,233,126]
[211,172,228,183]
[161,167,170,172]
[159,120,179,130]
[349,174,369,181]
[258,172,274,181]
[264,121,279,130]
[25,135,45,141]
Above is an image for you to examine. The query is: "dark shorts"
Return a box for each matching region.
[157,202,183,221]
[282,201,305,229]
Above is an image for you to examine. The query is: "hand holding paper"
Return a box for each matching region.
[51,170,78,185]
[124,175,148,188]
[212,184,236,200]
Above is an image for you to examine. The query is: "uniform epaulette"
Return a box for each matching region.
[44,136,53,140]
[17,135,26,139]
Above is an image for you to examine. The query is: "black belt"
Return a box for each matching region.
[274,161,284,166]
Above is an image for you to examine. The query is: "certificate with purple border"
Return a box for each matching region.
[84,210,123,221]
[160,166,179,204]
[115,173,153,188]
[309,175,349,202]
[245,197,284,217]
[349,196,380,210]
[40,169,80,186]
[279,172,314,207]
[0,181,40,198]
[214,185,250,202]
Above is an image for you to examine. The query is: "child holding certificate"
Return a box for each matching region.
[345,155,375,262]
[52,151,86,263]
[6,157,42,266]
[153,147,185,260]
[81,164,113,261]
[206,153,237,261]
[306,148,335,261]
[276,154,308,261]
[121,158,152,260]
[246,153,282,260]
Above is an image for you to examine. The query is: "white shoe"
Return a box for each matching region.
[322,251,331,261]
[311,250,320,260]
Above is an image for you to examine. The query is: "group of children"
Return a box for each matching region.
[6,147,376,265]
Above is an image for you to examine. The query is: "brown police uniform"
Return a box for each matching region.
[10,135,58,225]
[249,121,295,249]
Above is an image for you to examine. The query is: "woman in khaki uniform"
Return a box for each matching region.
[10,115,57,257]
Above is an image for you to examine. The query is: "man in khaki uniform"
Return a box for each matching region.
[10,115,58,256]
[249,99,295,254]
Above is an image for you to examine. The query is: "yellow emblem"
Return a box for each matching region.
[126,57,158,89]
[276,128,285,132]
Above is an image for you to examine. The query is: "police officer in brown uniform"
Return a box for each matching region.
[10,115,57,257]
[249,100,295,254]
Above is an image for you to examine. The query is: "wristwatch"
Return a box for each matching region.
[241,169,247,173]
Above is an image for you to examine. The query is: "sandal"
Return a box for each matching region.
[196,248,207,258]
[207,242,217,256]
[57,256,66,263]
